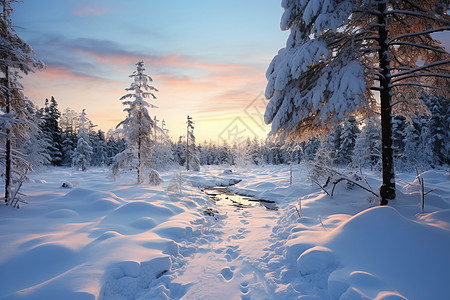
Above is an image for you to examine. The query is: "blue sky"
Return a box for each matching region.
[13,0,289,142]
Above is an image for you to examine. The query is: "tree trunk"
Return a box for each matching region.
[377,1,396,204]
[186,122,190,171]
[4,65,11,205]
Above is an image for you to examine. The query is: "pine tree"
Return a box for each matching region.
[424,93,450,165]
[91,130,108,167]
[72,109,93,171]
[1,0,44,205]
[153,119,173,170]
[353,116,382,170]
[339,116,360,166]
[265,0,449,204]
[402,117,433,168]
[173,136,185,166]
[23,103,51,170]
[186,115,200,171]
[113,61,159,183]
[61,132,76,167]
[392,115,407,163]
[41,96,62,165]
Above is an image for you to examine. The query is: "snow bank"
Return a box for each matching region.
[1,165,448,299]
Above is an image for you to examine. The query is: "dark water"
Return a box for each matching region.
[204,187,277,210]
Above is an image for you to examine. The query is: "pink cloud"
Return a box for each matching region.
[40,65,98,82]
[73,48,251,73]
[73,6,109,17]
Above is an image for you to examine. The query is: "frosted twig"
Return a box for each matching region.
[318,215,327,232]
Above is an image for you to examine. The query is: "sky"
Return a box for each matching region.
[12,0,289,143]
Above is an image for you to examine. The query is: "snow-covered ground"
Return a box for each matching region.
[0,165,449,300]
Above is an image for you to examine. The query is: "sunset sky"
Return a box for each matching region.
[13,0,289,143]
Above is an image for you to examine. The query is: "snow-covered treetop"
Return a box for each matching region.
[0,0,45,75]
[120,61,158,107]
[280,0,353,37]
[117,61,158,131]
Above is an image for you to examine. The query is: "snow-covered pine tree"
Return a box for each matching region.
[353,116,381,170]
[41,96,62,165]
[23,103,51,170]
[392,115,407,162]
[153,119,173,170]
[173,136,185,166]
[303,137,319,162]
[186,115,200,171]
[1,0,45,205]
[424,92,450,166]
[113,61,159,183]
[219,141,233,165]
[402,117,433,169]
[265,0,449,204]
[61,132,76,167]
[91,130,108,167]
[72,109,93,171]
[339,116,360,166]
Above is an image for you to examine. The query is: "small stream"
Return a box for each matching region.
[204,187,278,210]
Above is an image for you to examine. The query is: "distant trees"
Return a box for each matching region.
[264,0,449,204]
[1,0,45,205]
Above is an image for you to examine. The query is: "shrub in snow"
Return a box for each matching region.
[148,169,163,186]
[222,169,233,175]
[61,182,73,188]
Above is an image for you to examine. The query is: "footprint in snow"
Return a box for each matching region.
[220,267,234,281]
[240,281,249,294]
[224,246,240,262]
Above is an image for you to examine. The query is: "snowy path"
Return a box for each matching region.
[172,204,280,300]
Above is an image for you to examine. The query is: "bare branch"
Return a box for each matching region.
[370,86,383,91]
[390,27,450,43]
[386,10,450,25]
[390,42,448,54]
[390,82,441,89]
[390,59,450,78]
[391,72,450,83]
